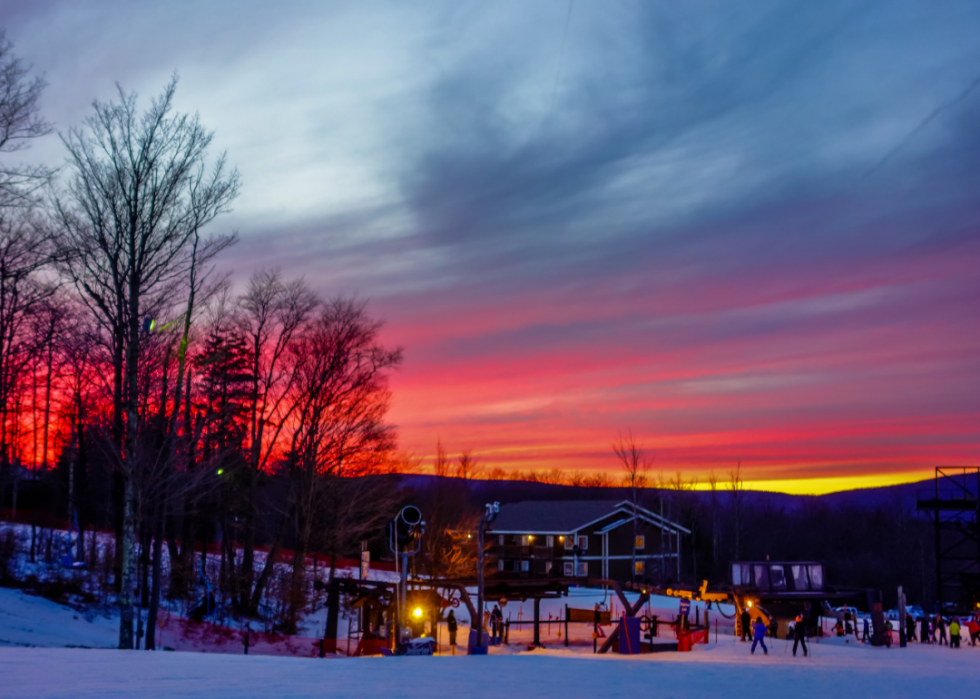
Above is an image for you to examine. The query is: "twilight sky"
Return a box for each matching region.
[4,0,979,492]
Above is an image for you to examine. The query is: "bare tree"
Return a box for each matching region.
[454,450,482,480]
[613,431,651,584]
[0,32,52,208]
[728,460,745,560]
[708,471,719,571]
[54,76,239,649]
[432,440,451,477]
[0,216,58,472]
[231,269,317,613]
[278,297,402,626]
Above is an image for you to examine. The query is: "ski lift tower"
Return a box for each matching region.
[916,467,980,613]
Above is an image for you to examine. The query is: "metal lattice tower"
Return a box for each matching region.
[916,467,980,612]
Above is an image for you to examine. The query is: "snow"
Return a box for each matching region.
[1,635,976,699]
[2,583,978,698]
[0,588,118,649]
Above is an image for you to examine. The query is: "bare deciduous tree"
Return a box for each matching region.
[54,76,239,649]
[729,460,745,560]
[0,32,52,208]
[613,431,651,584]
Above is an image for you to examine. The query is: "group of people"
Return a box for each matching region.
[741,604,980,657]
[444,604,505,655]
[900,612,980,648]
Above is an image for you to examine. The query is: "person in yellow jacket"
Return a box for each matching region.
[949,618,961,648]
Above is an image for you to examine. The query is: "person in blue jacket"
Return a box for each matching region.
[751,617,768,655]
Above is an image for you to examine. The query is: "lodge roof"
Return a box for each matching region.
[489,499,689,535]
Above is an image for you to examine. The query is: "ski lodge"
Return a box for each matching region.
[487,500,689,586]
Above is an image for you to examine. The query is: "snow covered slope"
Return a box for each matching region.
[1,636,975,699]
[0,588,117,649]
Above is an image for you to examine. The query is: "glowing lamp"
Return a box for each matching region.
[217,469,224,475]
[413,607,423,619]
[746,601,753,608]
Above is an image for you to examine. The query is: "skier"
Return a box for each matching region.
[740,609,751,642]
[447,610,458,655]
[920,616,931,644]
[490,605,503,642]
[949,618,961,648]
[968,615,980,646]
[792,615,808,657]
[862,617,871,643]
[905,613,916,642]
[937,614,948,646]
[751,617,768,655]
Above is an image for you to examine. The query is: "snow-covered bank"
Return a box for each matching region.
[1,636,976,699]
[0,588,117,648]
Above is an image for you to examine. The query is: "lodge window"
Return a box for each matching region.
[564,535,573,550]
[546,535,554,547]
[577,535,588,550]
[498,535,504,545]
[545,562,553,574]
[576,562,588,576]
[498,560,504,571]
[521,560,530,572]
[520,535,531,546]
[634,561,644,575]
[564,562,574,576]
[635,536,645,550]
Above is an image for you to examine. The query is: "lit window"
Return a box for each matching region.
[563,562,574,576]
[634,561,644,575]
[577,536,588,550]
[546,535,554,547]
[576,562,588,576]
[498,535,504,545]
[564,536,573,550]
[498,560,504,571]
[520,535,531,546]
[635,536,645,550]
[521,560,529,572]
[545,562,553,575]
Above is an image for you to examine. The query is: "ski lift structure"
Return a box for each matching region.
[658,561,892,647]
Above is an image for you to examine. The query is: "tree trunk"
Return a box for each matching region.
[118,475,136,649]
[249,512,289,615]
[146,505,165,650]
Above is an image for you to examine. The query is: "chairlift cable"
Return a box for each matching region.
[864,72,980,181]
[544,0,575,127]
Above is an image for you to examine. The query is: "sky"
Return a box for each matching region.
[2,0,979,493]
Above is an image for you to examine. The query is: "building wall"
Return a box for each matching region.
[489,510,681,585]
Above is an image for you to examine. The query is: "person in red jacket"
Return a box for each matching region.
[966,615,980,647]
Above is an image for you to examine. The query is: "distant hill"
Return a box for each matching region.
[392,474,934,513]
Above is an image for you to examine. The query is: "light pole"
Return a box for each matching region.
[475,502,498,651]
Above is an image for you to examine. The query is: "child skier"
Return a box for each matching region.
[751,617,768,655]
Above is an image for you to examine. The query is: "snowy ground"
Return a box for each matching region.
[2,635,977,699]
[3,584,978,698]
